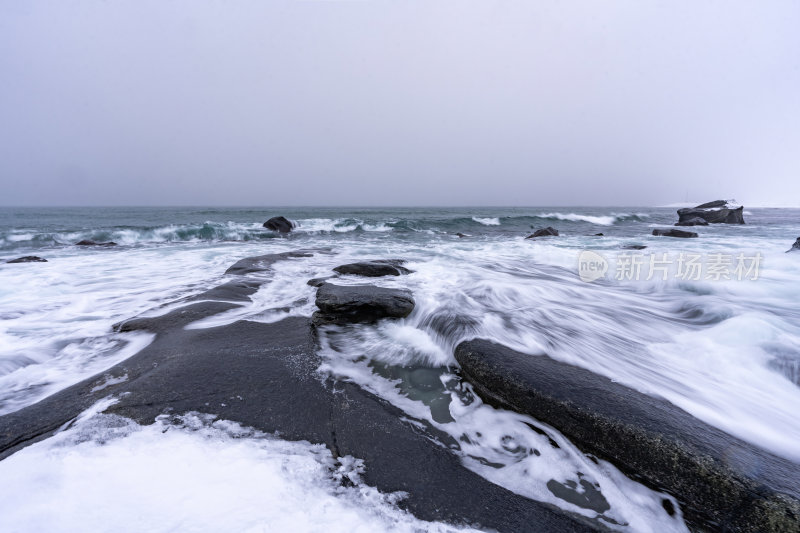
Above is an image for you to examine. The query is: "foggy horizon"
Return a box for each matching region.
[2,1,799,207]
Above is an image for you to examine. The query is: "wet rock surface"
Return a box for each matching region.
[75,240,117,246]
[263,216,295,233]
[5,256,47,263]
[333,259,412,277]
[653,228,698,238]
[313,283,415,325]
[787,237,800,253]
[224,250,315,275]
[454,339,800,533]
[525,227,560,238]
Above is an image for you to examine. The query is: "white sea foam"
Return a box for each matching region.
[471,216,500,226]
[537,212,619,225]
[316,344,687,532]
[0,404,476,533]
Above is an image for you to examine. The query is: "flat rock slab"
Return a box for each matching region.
[455,339,800,532]
[75,240,117,246]
[0,300,595,532]
[653,228,698,238]
[333,260,412,277]
[5,256,47,263]
[313,283,415,325]
[225,250,314,275]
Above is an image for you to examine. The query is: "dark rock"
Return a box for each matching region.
[186,279,262,302]
[313,283,414,325]
[5,256,47,263]
[525,227,559,239]
[307,277,334,287]
[454,339,800,533]
[786,238,800,253]
[675,217,709,227]
[677,200,745,225]
[263,216,295,233]
[114,301,241,334]
[456,232,468,238]
[225,250,314,275]
[652,229,698,238]
[333,260,412,277]
[0,278,594,531]
[593,233,604,237]
[622,245,647,250]
[75,240,117,246]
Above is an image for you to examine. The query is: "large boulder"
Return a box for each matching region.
[313,283,414,325]
[787,238,800,253]
[5,256,47,263]
[525,227,559,239]
[263,216,295,233]
[653,228,698,238]
[454,339,800,532]
[75,240,117,246]
[333,259,411,277]
[677,200,745,225]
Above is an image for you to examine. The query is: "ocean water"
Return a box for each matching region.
[2,206,800,531]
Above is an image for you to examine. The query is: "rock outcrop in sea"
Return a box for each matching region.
[525,227,559,238]
[312,282,415,325]
[5,256,47,263]
[677,200,745,225]
[263,216,295,233]
[333,260,412,277]
[75,240,117,246]
[653,228,698,238]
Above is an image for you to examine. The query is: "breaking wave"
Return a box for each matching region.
[534,212,648,226]
[471,217,501,226]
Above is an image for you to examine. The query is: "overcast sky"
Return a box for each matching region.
[1,1,798,206]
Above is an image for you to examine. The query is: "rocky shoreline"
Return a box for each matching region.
[1,250,799,532]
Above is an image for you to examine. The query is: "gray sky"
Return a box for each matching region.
[1,1,798,206]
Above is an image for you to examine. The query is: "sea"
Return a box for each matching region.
[1,206,799,532]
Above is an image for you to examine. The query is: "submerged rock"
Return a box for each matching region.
[313,283,414,325]
[307,277,333,287]
[622,245,647,250]
[5,256,47,263]
[263,216,295,233]
[455,232,468,238]
[677,200,745,225]
[225,250,314,275]
[333,260,412,277]
[675,217,709,227]
[787,237,800,253]
[75,240,117,246]
[652,228,698,238]
[525,227,559,239]
[454,339,800,532]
